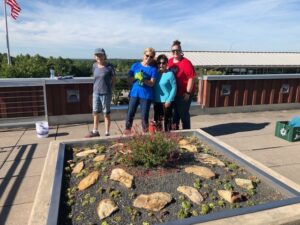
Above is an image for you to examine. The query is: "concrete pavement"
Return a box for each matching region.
[1,109,300,225]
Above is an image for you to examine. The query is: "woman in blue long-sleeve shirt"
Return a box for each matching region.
[154,54,176,131]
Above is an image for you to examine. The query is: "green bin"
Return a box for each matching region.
[275,121,300,142]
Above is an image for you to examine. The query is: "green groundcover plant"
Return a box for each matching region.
[122,130,180,168]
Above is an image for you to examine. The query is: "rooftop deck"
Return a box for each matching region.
[1,109,300,225]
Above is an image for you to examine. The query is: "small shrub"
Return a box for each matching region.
[200,204,210,215]
[193,178,202,189]
[123,132,180,168]
[227,163,239,170]
[223,182,234,190]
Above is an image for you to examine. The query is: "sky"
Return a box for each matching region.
[1,0,300,59]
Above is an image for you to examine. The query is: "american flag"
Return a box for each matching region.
[5,0,21,20]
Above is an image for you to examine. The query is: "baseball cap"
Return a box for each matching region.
[94,48,106,55]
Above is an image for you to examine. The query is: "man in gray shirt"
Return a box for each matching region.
[86,48,115,137]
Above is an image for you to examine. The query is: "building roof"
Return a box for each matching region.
[156,51,300,67]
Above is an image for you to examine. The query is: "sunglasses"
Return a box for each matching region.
[158,61,167,65]
[145,54,154,59]
[171,49,181,54]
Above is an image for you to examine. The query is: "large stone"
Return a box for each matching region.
[109,143,132,155]
[133,192,172,212]
[218,190,241,203]
[194,153,225,167]
[97,199,118,219]
[180,144,198,153]
[93,154,106,162]
[76,149,97,157]
[110,168,134,188]
[72,161,84,174]
[178,139,190,146]
[109,143,124,149]
[78,171,99,190]
[184,166,215,179]
[235,178,254,190]
[177,186,204,205]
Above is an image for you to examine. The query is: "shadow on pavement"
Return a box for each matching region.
[0,144,36,224]
[202,122,270,136]
[48,132,69,138]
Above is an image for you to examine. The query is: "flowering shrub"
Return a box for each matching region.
[123,131,180,168]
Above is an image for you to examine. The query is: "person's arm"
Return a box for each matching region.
[183,60,196,101]
[127,76,134,85]
[112,76,116,90]
[165,73,177,107]
[128,63,136,85]
[144,67,157,87]
[186,78,194,94]
[144,78,155,87]
[91,63,95,77]
[111,65,116,90]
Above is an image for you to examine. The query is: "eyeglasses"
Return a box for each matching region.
[158,61,166,65]
[171,49,181,54]
[145,54,154,59]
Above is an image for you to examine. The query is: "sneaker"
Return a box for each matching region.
[85,131,100,138]
[123,129,131,135]
[105,132,110,136]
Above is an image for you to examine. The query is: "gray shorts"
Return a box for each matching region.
[92,93,112,115]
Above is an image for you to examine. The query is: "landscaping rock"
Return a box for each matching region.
[97,199,118,219]
[133,192,172,212]
[76,149,97,157]
[194,153,225,167]
[218,190,241,203]
[178,139,189,146]
[109,143,124,149]
[235,178,254,190]
[72,161,84,174]
[180,144,197,152]
[93,154,106,162]
[78,171,99,190]
[177,186,204,205]
[184,166,215,179]
[110,168,134,188]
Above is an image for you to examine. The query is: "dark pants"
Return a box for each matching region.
[125,97,152,132]
[173,95,192,130]
[154,102,173,132]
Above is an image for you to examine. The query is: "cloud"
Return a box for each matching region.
[1,0,300,58]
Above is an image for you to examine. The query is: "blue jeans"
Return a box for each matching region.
[173,95,192,130]
[125,97,152,131]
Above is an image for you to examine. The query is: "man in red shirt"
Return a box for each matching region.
[168,40,196,129]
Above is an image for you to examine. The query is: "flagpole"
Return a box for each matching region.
[3,0,12,65]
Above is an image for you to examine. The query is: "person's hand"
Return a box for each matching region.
[134,72,144,82]
[183,92,191,102]
[134,72,144,85]
[164,102,171,108]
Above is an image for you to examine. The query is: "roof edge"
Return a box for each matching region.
[157,50,300,54]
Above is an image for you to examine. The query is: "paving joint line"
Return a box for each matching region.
[0,201,34,208]
[0,129,26,170]
[270,162,300,168]
[3,156,46,163]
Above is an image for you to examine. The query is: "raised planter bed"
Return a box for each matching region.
[29,130,300,225]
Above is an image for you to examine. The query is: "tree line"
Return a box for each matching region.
[0,52,137,105]
[0,53,137,78]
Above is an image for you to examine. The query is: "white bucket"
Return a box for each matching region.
[35,121,49,138]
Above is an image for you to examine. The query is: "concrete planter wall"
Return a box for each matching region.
[28,130,300,225]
